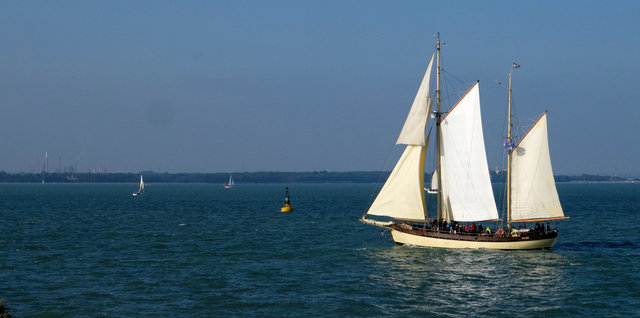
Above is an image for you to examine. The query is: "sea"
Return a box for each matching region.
[1,182,639,317]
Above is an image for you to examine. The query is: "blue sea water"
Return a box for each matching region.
[1,182,639,317]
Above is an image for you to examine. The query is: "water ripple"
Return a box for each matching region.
[0,183,639,316]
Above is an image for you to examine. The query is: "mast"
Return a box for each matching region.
[506,72,513,232]
[436,33,443,222]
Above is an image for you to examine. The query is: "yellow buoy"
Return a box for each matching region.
[280,187,294,212]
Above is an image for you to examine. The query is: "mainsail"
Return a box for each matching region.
[366,54,434,221]
[510,112,565,222]
[139,175,144,192]
[439,83,499,222]
[225,175,235,188]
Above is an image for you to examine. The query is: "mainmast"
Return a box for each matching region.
[436,33,443,222]
[506,71,513,232]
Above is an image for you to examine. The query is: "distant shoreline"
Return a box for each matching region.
[0,171,637,183]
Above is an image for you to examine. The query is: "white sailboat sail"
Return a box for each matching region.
[396,54,434,146]
[224,175,234,188]
[510,112,565,222]
[367,143,428,221]
[427,170,438,193]
[133,175,144,196]
[439,82,499,222]
[366,55,434,221]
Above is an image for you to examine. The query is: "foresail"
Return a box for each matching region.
[439,83,499,222]
[396,54,434,146]
[367,144,428,221]
[510,112,564,221]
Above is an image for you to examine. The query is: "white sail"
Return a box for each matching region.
[439,83,498,222]
[428,170,438,193]
[133,175,144,196]
[225,175,234,188]
[396,54,434,146]
[510,112,564,222]
[366,144,428,221]
[366,55,435,221]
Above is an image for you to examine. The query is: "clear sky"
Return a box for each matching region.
[0,1,638,175]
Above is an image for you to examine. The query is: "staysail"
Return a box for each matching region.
[366,143,428,221]
[510,112,565,222]
[439,82,498,222]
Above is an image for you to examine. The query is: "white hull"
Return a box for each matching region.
[390,229,557,250]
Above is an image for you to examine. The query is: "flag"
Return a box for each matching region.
[503,141,515,151]
[512,62,521,69]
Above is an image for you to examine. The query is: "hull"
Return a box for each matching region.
[390,226,557,250]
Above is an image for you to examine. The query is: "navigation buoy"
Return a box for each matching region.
[281,187,294,212]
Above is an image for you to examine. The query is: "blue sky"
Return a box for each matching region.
[0,1,638,175]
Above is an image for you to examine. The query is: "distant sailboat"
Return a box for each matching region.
[132,175,144,196]
[224,175,235,189]
[360,34,568,249]
[426,170,438,194]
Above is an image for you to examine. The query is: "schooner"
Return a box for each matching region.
[360,34,568,249]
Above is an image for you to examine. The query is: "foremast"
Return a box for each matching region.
[435,33,443,222]
[506,71,513,232]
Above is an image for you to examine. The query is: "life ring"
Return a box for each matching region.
[495,228,505,237]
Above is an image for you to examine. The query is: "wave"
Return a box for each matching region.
[558,241,639,250]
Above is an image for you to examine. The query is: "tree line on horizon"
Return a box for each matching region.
[0,171,637,183]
